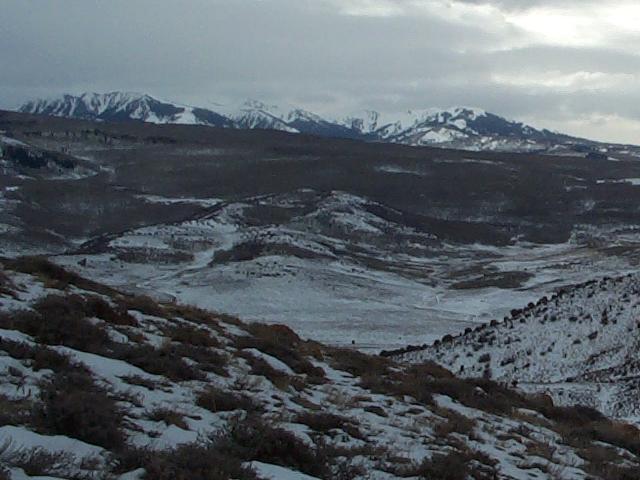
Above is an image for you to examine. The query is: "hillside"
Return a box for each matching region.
[1,257,640,479]
[391,274,640,422]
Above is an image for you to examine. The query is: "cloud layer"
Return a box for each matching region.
[2,0,639,143]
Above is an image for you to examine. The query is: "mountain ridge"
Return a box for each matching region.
[18,91,610,153]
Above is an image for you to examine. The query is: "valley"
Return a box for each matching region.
[4,109,640,354]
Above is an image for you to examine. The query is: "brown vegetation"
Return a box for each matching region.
[33,368,125,450]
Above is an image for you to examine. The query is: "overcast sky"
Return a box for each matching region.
[2,0,640,143]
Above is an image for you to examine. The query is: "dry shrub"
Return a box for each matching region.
[0,445,83,478]
[196,386,256,413]
[119,417,322,477]
[83,295,137,326]
[415,449,498,480]
[360,364,441,406]
[118,294,165,317]
[147,408,189,430]
[115,440,257,480]
[428,377,529,415]
[296,412,363,439]
[415,451,470,480]
[0,270,16,298]
[532,402,640,456]
[364,405,387,417]
[164,323,219,347]
[6,256,115,295]
[564,420,640,456]
[236,324,325,382]
[120,374,161,391]
[239,351,306,391]
[0,338,72,372]
[223,416,330,478]
[525,441,556,461]
[169,342,228,377]
[113,343,204,382]
[0,394,33,426]
[33,368,125,450]
[586,462,638,480]
[327,347,391,378]
[5,295,112,354]
[165,304,226,332]
[434,411,476,438]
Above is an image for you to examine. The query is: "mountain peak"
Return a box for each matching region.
[20,91,233,128]
[18,92,593,153]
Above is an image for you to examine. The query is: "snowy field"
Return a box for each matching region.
[54,191,640,353]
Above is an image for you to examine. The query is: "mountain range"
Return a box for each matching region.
[18,91,607,153]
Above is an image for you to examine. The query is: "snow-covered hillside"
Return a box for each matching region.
[393,274,640,422]
[2,257,640,479]
[18,93,606,152]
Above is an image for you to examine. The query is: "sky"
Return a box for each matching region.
[2,0,640,143]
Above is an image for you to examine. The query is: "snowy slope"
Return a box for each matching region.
[1,258,640,479]
[393,274,640,421]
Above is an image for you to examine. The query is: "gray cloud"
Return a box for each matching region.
[1,0,639,143]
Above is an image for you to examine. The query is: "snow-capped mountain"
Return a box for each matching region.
[20,92,590,152]
[344,106,571,152]
[215,99,365,139]
[221,99,298,133]
[20,92,233,128]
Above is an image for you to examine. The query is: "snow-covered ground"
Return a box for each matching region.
[53,190,640,354]
[395,272,640,423]
[1,259,639,479]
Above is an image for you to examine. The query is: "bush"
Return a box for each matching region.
[0,270,16,298]
[196,386,255,413]
[83,295,137,326]
[0,394,32,426]
[224,416,330,478]
[434,411,476,437]
[236,324,325,382]
[0,445,80,478]
[415,449,497,480]
[327,347,391,378]
[6,257,115,295]
[118,294,165,317]
[147,408,189,430]
[34,369,125,450]
[0,338,72,372]
[164,323,219,347]
[240,351,299,390]
[7,295,112,354]
[416,452,470,480]
[296,412,363,439]
[115,440,257,480]
[117,416,333,478]
[113,343,204,382]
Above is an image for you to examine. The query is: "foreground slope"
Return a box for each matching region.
[1,258,640,479]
